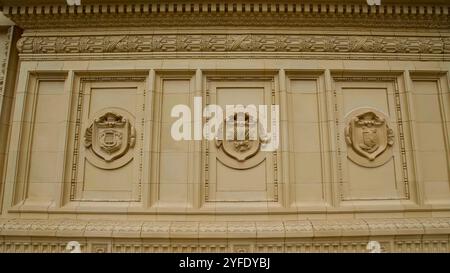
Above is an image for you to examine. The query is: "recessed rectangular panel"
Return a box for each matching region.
[157,78,191,204]
[412,79,450,203]
[27,80,65,201]
[288,78,324,205]
[335,79,407,201]
[72,79,145,202]
[205,78,277,204]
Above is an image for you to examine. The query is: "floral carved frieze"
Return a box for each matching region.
[16,35,450,56]
[345,108,394,168]
[84,109,136,169]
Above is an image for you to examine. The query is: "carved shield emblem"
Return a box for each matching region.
[85,112,135,162]
[345,110,394,162]
[361,127,379,153]
[215,112,268,162]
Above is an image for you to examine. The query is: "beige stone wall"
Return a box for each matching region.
[4,62,449,215]
[0,1,449,252]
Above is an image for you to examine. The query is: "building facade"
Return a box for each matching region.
[0,0,449,253]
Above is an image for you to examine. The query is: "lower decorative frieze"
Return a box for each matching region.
[0,218,449,253]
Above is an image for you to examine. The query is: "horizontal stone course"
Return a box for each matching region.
[0,218,449,239]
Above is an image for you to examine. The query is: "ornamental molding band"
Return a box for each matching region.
[0,218,450,253]
[84,109,136,169]
[15,34,450,58]
[2,1,449,29]
[0,218,449,238]
[345,108,394,168]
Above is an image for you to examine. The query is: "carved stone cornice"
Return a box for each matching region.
[16,34,450,58]
[1,1,449,30]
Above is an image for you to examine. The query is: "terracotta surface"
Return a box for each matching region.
[0,1,449,252]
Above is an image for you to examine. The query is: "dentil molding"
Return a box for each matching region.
[1,1,449,29]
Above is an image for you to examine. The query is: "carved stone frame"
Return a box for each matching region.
[67,76,146,203]
[202,73,281,204]
[332,76,411,202]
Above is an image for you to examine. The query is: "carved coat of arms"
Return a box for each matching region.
[85,112,136,163]
[215,112,269,162]
[345,109,394,166]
